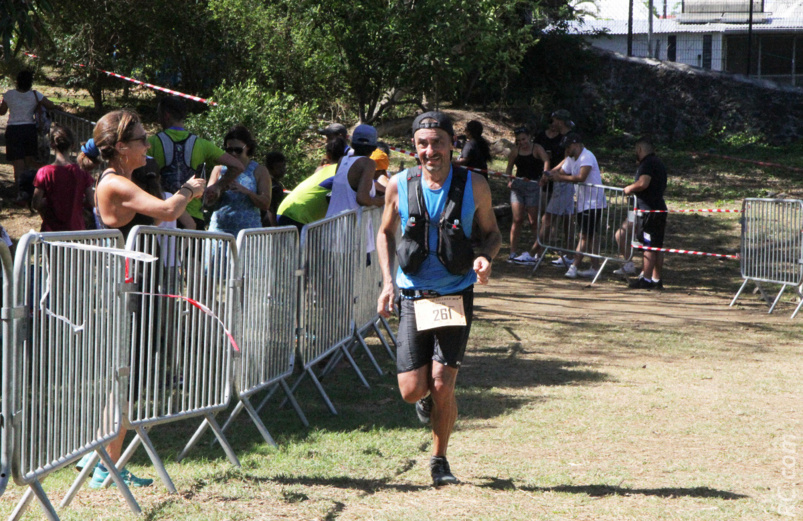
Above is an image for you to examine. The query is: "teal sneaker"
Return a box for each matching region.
[89,464,153,489]
[75,452,94,472]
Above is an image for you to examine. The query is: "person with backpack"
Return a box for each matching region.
[0,69,57,198]
[376,112,501,487]
[147,96,244,229]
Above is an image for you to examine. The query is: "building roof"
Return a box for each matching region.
[569,0,803,35]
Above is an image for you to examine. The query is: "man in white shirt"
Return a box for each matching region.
[544,132,606,278]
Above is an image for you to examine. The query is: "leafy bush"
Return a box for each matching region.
[187,81,319,188]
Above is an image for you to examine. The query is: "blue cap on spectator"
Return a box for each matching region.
[351,124,377,146]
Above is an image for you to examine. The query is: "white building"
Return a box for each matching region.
[571,0,803,85]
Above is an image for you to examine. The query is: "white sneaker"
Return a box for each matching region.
[506,252,516,264]
[578,267,598,278]
[512,251,538,265]
[565,265,578,278]
[613,261,636,276]
[552,255,572,268]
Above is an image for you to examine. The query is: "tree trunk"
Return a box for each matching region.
[90,77,104,112]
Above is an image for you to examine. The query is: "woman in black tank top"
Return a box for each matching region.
[78,110,206,240]
[504,127,550,261]
[75,109,206,483]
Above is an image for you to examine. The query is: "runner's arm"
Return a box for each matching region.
[471,173,502,285]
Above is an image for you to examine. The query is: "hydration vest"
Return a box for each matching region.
[397,167,475,276]
[157,132,201,193]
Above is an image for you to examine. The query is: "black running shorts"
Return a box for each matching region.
[5,124,37,161]
[395,289,474,374]
[576,208,602,237]
[638,212,667,248]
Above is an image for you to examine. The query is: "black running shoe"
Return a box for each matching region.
[415,395,433,424]
[628,277,655,289]
[430,456,458,486]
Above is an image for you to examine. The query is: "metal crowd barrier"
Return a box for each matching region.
[531,182,636,284]
[288,210,369,415]
[179,226,308,459]
[0,241,13,500]
[352,207,396,365]
[65,227,241,497]
[730,198,803,317]
[316,206,396,382]
[50,110,95,145]
[9,231,141,520]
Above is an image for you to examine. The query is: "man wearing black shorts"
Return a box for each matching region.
[618,138,667,289]
[376,112,501,487]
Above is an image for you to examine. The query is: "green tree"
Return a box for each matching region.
[0,0,52,63]
[212,0,582,123]
[186,81,318,188]
[41,0,233,110]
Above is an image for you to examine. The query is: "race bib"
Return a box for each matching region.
[414,295,466,331]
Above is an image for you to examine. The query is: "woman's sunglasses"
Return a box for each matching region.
[225,146,245,155]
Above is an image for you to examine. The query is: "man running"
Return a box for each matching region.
[376,111,501,486]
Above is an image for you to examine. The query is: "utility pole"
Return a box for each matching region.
[648,0,655,58]
[628,0,634,57]
[746,0,754,75]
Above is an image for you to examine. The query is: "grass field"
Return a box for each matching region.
[1,89,802,520]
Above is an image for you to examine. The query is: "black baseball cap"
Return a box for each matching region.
[318,123,348,137]
[562,132,583,146]
[412,111,455,137]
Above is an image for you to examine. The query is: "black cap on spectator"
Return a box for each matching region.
[562,132,583,146]
[319,123,348,137]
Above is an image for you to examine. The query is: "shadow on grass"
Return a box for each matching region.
[268,473,429,494]
[477,477,749,500]
[142,343,609,467]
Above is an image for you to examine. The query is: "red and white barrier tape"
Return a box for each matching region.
[636,209,741,213]
[121,258,238,352]
[632,242,739,260]
[130,291,239,353]
[22,51,217,106]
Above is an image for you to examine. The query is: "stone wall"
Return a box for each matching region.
[564,49,803,145]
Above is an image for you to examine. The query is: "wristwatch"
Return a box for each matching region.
[477,253,493,264]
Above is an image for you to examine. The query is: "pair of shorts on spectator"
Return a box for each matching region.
[5,123,38,161]
[637,212,667,247]
[510,178,541,207]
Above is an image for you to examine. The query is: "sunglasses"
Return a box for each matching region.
[127,134,149,145]
[225,146,245,155]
